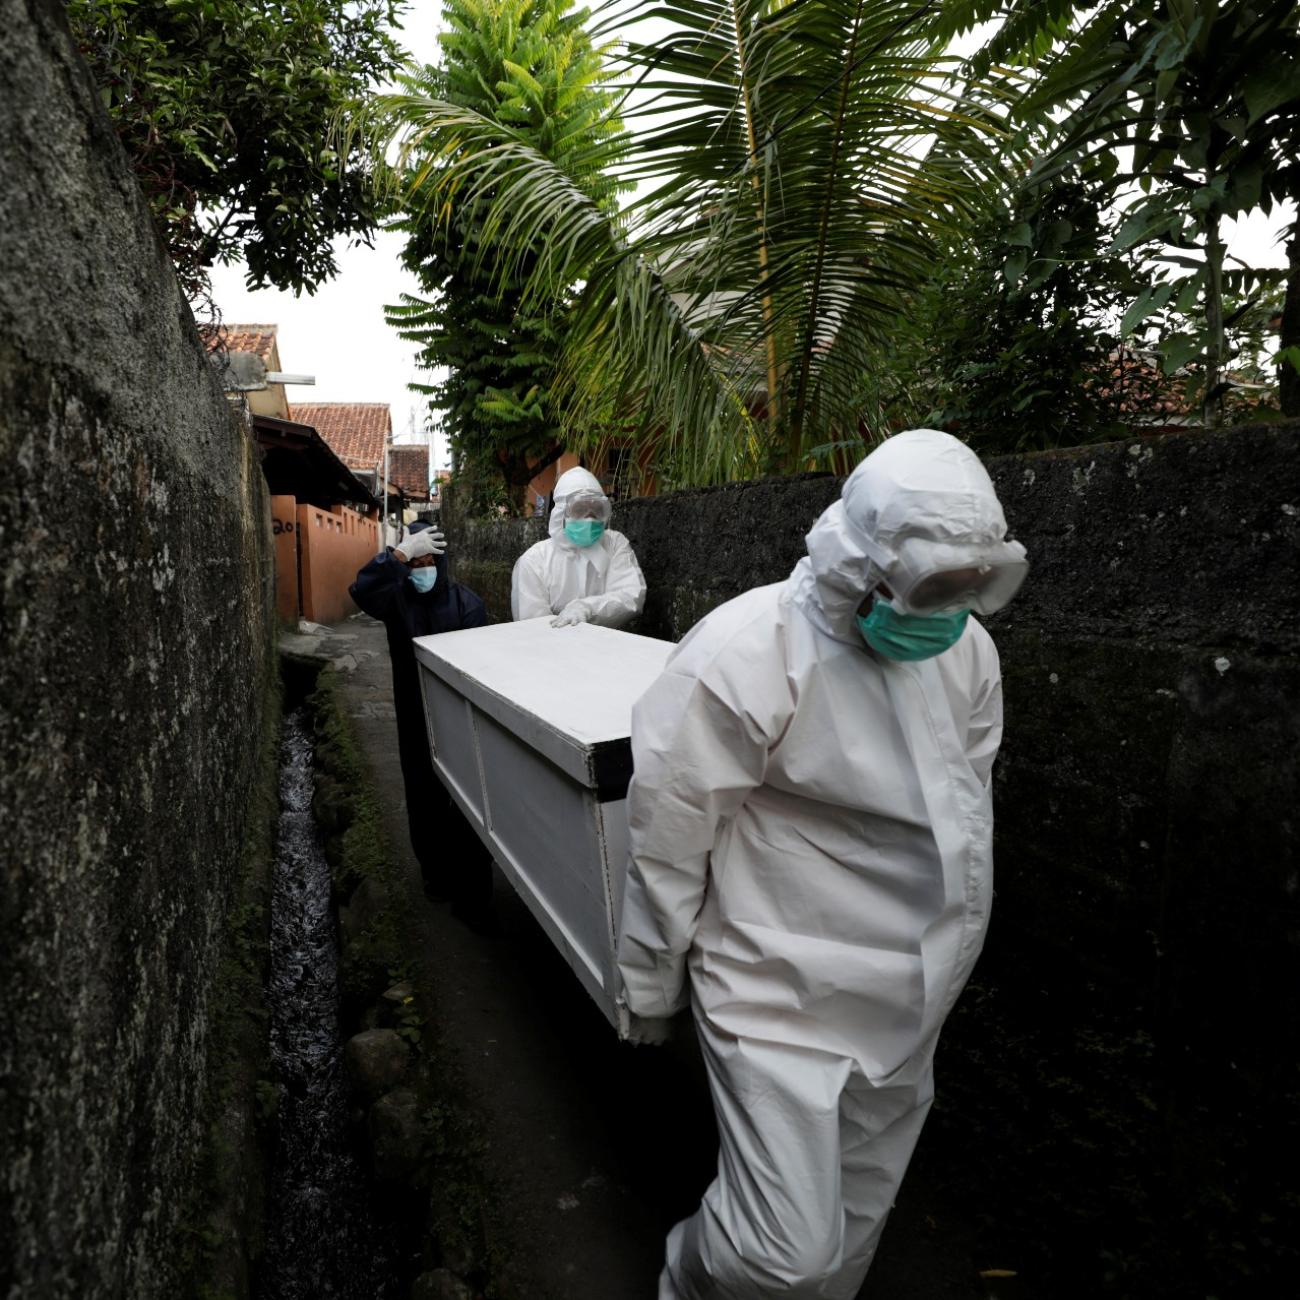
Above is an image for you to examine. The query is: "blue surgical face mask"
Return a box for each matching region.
[564,519,605,547]
[857,596,968,661]
[409,566,438,593]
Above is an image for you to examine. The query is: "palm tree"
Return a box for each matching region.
[362,0,1010,484]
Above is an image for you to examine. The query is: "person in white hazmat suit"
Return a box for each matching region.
[511,466,646,627]
[616,429,1028,1300]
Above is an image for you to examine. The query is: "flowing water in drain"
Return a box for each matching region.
[258,709,401,1299]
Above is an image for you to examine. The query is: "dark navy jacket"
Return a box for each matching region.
[349,549,487,764]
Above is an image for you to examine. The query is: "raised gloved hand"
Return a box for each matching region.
[393,528,446,563]
[624,1013,675,1047]
[551,601,591,628]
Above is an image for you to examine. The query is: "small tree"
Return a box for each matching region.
[384,0,623,514]
[912,168,1179,452]
[961,0,1300,426]
[67,0,406,301]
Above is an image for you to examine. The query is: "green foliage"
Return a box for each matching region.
[914,176,1176,453]
[308,670,398,891]
[362,1,1013,485]
[1217,283,1288,423]
[383,1,624,512]
[67,0,406,299]
[970,0,1300,424]
[364,0,1295,471]
[393,991,425,1047]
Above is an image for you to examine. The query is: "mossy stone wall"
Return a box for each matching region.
[0,2,277,1296]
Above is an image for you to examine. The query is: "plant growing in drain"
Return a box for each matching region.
[384,964,426,1047]
[395,995,425,1048]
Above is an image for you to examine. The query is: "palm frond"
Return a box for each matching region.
[360,0,1016,483]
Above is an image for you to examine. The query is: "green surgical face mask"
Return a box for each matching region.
[564,519,605,547]
[857,596,969,661]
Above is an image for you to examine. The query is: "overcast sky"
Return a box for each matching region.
[208,11,441,457]
[209,9,1296,475]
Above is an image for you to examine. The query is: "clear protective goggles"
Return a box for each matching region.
[874,536,1029,617]
[563,489,612,525]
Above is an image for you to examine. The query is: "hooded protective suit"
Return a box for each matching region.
[617,430,1019,1300]
[511,467,647,626]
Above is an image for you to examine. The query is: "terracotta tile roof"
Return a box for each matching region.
[1097,350,1190,421]
[203,323,279,359]
[388,444,430,500]
[289,402,391,472]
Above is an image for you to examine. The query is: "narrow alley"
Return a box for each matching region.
[281,614,988,1300]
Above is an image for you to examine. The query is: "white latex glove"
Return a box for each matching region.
[394,528,446,563]
[550,601,591,628]
[624,1013,675,1047]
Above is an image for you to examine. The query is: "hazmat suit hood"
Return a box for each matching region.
[512,466,645,624]
[791,428,1023,645]
[548,467,609,549]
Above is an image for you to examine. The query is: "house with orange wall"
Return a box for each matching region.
[523,442,657,516]
[206,327,389,625]
[252,412,377,625]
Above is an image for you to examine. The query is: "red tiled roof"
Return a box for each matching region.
[289,402,390,472]
[388,444,430,500]
[1098,351,1189,420]
[204,323,279,359]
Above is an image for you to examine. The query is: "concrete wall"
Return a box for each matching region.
[0,3,277,1297]
[449,422,1299,1288]
[271,495,302,625]
[296,503,379,624]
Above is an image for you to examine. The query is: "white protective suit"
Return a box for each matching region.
[617,430,1017,1300]
[510,467,647,626]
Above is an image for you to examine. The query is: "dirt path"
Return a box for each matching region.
[297,614,985,1300]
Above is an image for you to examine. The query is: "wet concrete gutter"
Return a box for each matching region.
[259,709,401,1299]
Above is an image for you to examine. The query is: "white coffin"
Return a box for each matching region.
[413,619,674,1030]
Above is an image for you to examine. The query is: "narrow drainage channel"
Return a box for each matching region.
[257,707,403,1300]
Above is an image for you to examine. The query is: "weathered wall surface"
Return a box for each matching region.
[0,3,277,1297]
[450,422,1299,1290]
[951,424,1299,1290]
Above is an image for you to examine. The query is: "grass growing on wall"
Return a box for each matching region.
[306,667,403,1010]
[306,665,523,1297]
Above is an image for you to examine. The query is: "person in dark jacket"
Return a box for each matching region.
[350,522,492,919]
